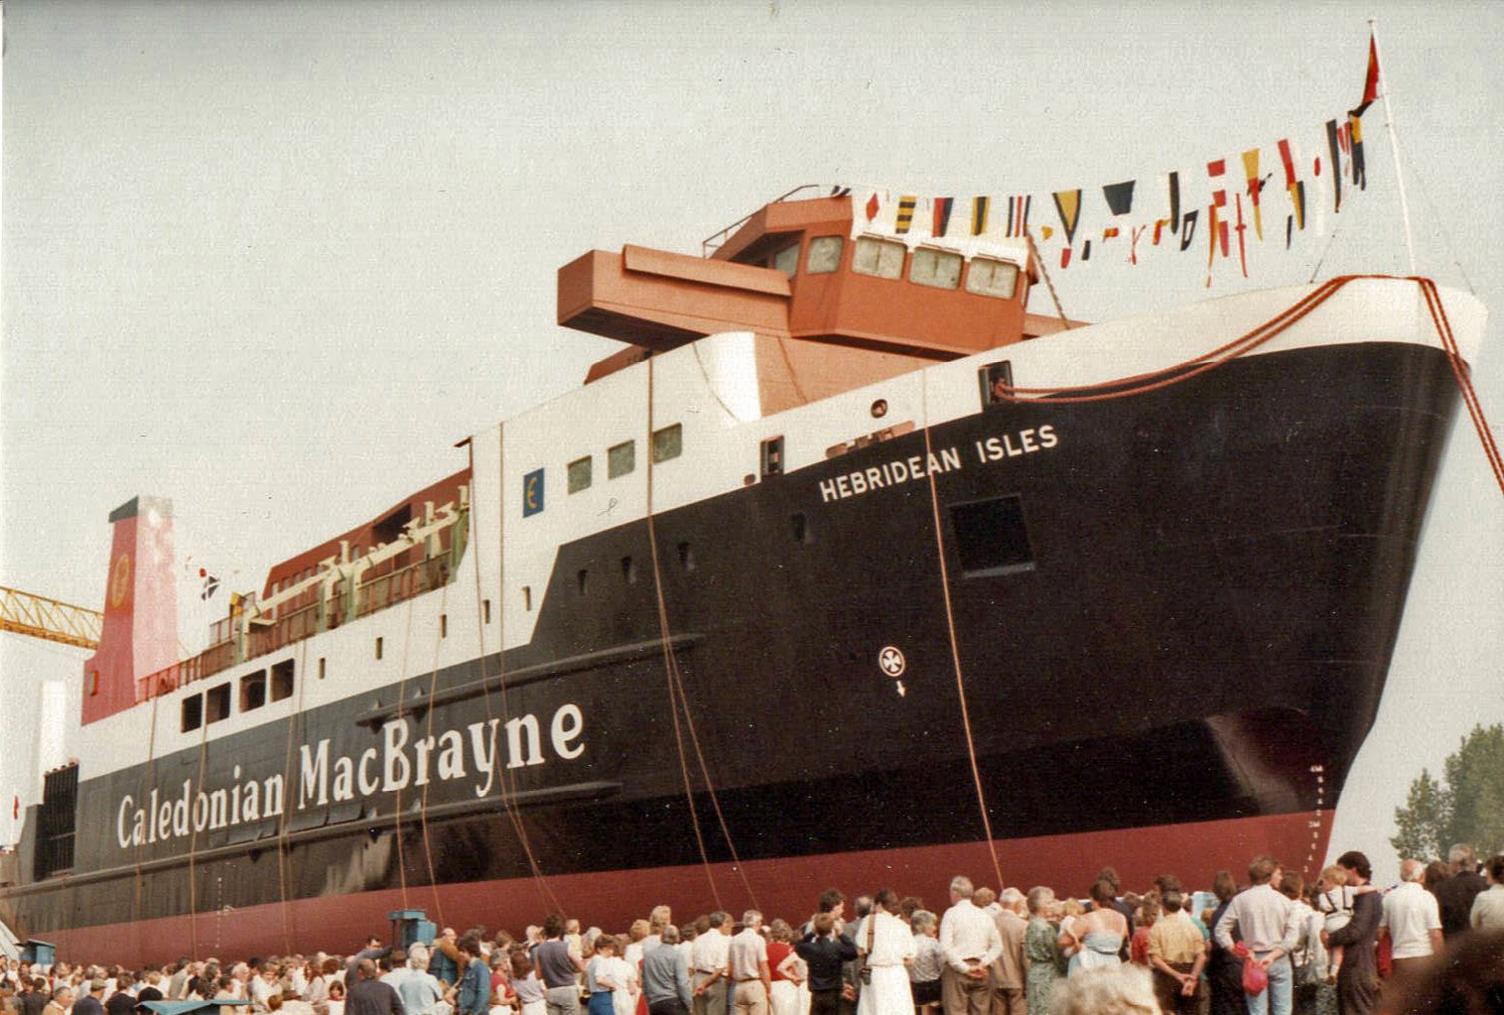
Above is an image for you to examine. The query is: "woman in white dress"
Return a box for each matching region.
[853,890,916,1015]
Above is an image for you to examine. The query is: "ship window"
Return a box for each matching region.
[950,495,1035,577]
[652,424,682,463]
[577,569,589,596]
[439,613,448,638]
[677,541,696,571]
[240,670,267,712]
[483,598,492,623]
[852,237,905,279]
[761,435,785,477]
[608,440,635,479]
[271,659,295,701]
[181,694,204,732]
[318,656,327,680]
[206,683,232,724]
[966,257,1021,299]
[523,586,532,611]
[791,512,813,544]
[772,242,800,277]
[568,456,593,494]
[621,555,638,584]
[910,248,962,289]
[980,360,1015,407]
[807,236,844,274]
[375,637,384,660]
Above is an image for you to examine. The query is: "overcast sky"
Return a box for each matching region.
[3,0,1501,882]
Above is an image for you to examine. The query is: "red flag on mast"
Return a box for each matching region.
[1352,33,1380,116]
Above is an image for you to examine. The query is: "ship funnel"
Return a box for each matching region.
[82,496,179,725]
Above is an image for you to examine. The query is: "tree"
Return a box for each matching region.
[1391,723,1504,860]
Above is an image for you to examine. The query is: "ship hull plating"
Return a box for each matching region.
[2,340,1457,963]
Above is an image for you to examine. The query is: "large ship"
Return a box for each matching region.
[0,190,1486,964]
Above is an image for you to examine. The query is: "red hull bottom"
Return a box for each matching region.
[46,809,1332,965]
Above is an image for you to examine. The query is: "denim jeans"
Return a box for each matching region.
[1244,954,1292,1015]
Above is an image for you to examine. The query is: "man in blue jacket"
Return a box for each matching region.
[455,936,491,1015]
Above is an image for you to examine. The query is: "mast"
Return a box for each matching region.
[1370,18,1417,274]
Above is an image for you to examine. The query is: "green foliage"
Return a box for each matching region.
[1391,723,1504,861]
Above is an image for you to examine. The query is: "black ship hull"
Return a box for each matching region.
[1,339,1457,963]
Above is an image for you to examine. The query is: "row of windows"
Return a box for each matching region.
[181,658,296,732]
[566,423,683,496]
[852,236,1022,297]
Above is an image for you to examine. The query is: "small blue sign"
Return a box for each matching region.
[523,468,545,517]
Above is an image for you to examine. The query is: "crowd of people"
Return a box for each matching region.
[2,847,1501,1015]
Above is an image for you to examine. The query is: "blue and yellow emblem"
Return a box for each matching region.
[523,468,545,517]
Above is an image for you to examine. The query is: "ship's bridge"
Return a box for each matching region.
[559,188,1082,390]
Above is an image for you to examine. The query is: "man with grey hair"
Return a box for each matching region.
[1380,858,1442,976]
[42,985,73,1015]
[1436,843,1488,939]
[988,890,1027,1015]
[691,912,732,1015]
[728,911,770,1015]
[938,876,1001,1015]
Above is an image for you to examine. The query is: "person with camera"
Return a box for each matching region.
[852,890,914,1015]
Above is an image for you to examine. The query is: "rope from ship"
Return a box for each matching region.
[647,353,764,913]
[469,433,563,915]
[644,352,723,911]
[1025,229,1073,329]
[185,682,212,958]
[989,273,1504,494]
[130,688,163,965]
[918,371,1006,892]
[274,635,312,955]
[1418,277,1504,493]
[417,580,452,928]
[390,593,418,911]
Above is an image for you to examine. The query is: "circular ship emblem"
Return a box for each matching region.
[878,646,906,677]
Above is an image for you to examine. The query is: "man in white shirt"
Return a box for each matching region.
[1213,856,1297,1015]
[691,912,733,1015]
[727,912,770,1015]
[938,876,1001,1015]
[1380,859,1442,976]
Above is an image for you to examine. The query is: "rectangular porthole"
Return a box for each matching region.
[440,613,448,638]
[483,599,492,624]
[206,683,231,724]
[621,555,638,584]
[677,541,695,571]
[577,569,589,596]
[608,440,636,479]
[949,495,1035,576]
[375,636,384,660]
[761,436,785,477]
[791,512,811,544]
[240,671,267,712]
[568,456,593,494]
[318,657,327,680]
[270,659,295,702]
[181,695,203,732]
[652,424,682,463]
[523,586,532,611]
[980,360,1014,408]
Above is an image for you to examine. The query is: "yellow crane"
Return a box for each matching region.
[0,586,102,650]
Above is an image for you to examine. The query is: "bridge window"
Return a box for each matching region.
[910,248,962,289]
[568,456,593,494]
[761,436,785,477]
[966,257,1021,299]
[608,440,635,479]
[652,424,682,463]
[807,236,844,274]
[852,237,905,279]
[772,242,800,277]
